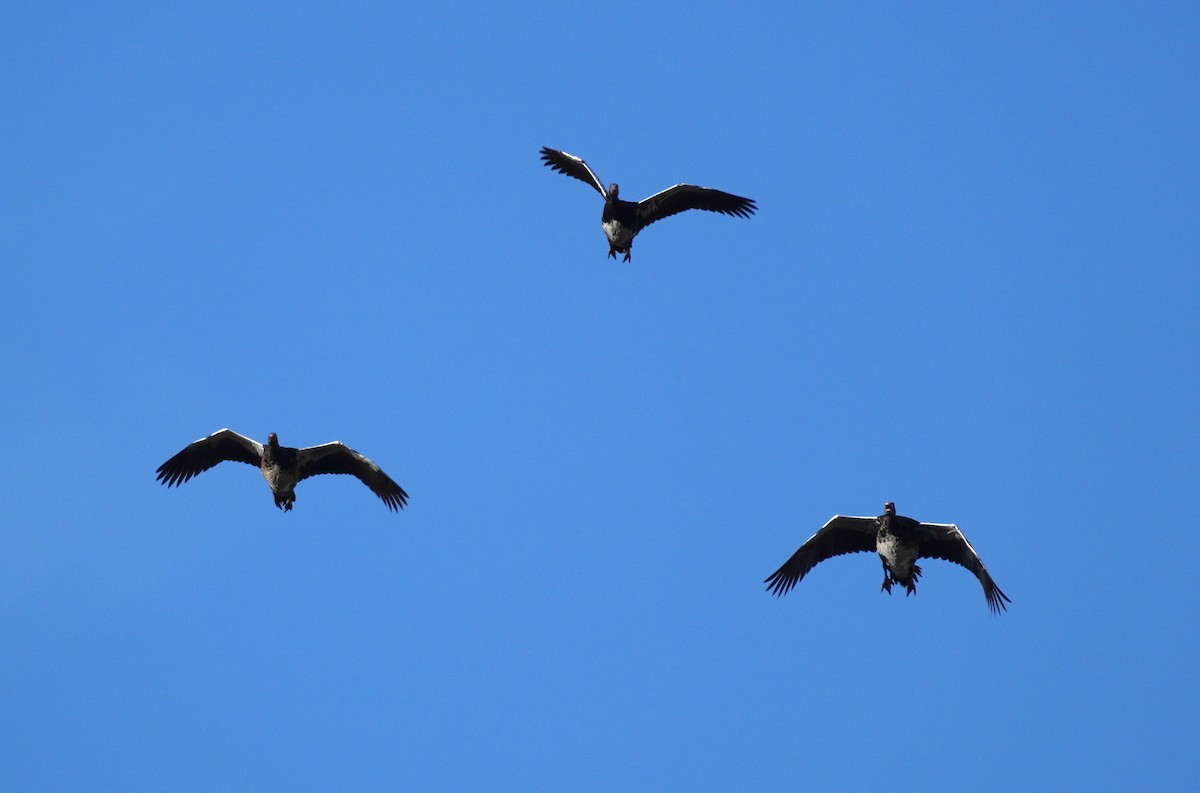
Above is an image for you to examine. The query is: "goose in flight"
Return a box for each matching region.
[156,429,408,512]
[539,146,756,262]
[764,502,1010,613]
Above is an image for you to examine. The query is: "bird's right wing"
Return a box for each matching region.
[156,428,263,487]
[635,184,756,229]
[917,522,1011,614]
[296,442,409,511]
[764,516,879,597]
[539,147,608,197]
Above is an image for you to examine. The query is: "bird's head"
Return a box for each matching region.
[608,183,619,198]
[884,501,896,515]
[267,432,279,446]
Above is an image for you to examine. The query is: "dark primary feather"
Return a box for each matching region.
[763,516,879,596]
[297,442,409,511]
[539,147,607,196]
[915,522,1012,614]
[635,184,757,230]
[155,428,263,487]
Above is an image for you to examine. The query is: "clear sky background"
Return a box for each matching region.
[3,2,1197,790]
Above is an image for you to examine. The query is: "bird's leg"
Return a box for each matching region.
[623,249,632,263]
[880,559,893,594]
[905,564,921,595]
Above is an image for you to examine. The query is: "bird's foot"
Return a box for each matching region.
[880,578,893,595]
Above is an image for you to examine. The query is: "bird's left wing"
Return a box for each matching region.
[297,442,408,511]
[918,522,1011,614]
[764,515,879,597]
[156,428,263,488]
[539,147,608,197]
[635,184,756,230]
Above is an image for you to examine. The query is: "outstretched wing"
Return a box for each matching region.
[764,516,879,597]
[156,428,263,487]
[635,184,756,231]
[539,147,608,198]
[296,442,408,511]
[917,522,1011,614]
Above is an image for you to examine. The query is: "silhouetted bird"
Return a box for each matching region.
[764,502,1010,613]
[539,146,756,262]
[157,429,407,512]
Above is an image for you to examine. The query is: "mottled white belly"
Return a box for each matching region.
[603,219,634,248]
[877,534,918,577]
[261,466,298,494]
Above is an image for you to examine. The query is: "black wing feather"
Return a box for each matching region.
[156,428,263,488]
[764,516,879,597]
[297,442,408,511]
[635,184,756,231]
[539,147,607,197]
[917,522,1011,614]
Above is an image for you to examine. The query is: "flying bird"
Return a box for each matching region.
[156,429,408,512]
[539,146,756,262]
[764,502,1010,613]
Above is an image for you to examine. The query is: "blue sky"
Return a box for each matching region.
[2,2,1197,790]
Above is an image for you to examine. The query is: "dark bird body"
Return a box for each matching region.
[539,147,756,262]
[156,429,408,512]
[764,502,1010,613]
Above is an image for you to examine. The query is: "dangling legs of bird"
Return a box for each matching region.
[274,491,296,512]
[609,241,632,262]
[903,564,922,596]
